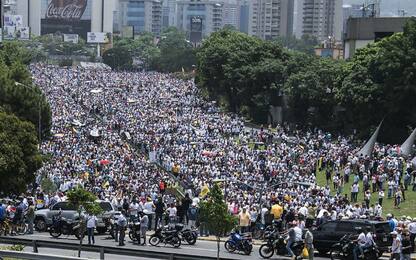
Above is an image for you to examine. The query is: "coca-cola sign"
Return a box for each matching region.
[45,0,88,20]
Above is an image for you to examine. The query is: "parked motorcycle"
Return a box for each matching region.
[128,220,141,242]
[173,224,198,245]
[149,224,182,248]
[330,234,379,260]
[49,215,82,239]
[259,230,304,259]
[224,231,253,255]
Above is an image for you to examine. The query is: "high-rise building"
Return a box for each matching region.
[117,0,162,36]
[295,0,343,41]
[244,0,294,40]
[222,0,239,29]
[175,0,224,42]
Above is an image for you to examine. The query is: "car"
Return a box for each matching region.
[312,219,392,255]
[34,200,118,233]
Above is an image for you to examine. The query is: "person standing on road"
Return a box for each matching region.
[26,201,35,235]
[238,207,250,233]
[117,210,128,246]
[139,212,148,246]
[154,197,165,230]
[187,203,198,229]
[86,214,98,245]
[304,228,314,260]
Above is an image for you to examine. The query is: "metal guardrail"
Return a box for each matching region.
[0,250,92,260]
[0,237,234,260]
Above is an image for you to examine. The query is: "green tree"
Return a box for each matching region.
[102,46,133,70]
[275,34,319,55]
[114,32,160,69]
[0,112,42,195]
[66,186,102,257]
[197,29,289,122]
[157,27,196,72]
[284,57,343,127]
[199,184,237,260]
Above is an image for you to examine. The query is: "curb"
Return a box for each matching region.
[197,236,263,245]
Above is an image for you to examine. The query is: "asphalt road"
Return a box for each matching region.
[15,232,312,260]
[3,231,393,260]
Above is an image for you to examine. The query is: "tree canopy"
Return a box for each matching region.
[196,18,416,143]
[0,46,52,139]
[0,112,42,195]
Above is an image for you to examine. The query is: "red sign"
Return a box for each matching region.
[46,0,87,20]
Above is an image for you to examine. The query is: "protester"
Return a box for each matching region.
[86,214,98,245]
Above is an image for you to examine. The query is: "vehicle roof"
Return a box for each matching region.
[335,219,389,225]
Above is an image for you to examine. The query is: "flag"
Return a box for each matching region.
[400,128,416,157]
[199,185,210,198]
[357,120,383,157]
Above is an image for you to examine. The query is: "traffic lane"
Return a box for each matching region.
[0,243,155,260]
[18,233,341,260]
[22,233,258,259]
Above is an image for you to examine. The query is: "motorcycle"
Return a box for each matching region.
[330,234,379,260]
[180,228,198,245]
[259,230,304,259]
[224,231,253,255]
[128,220,141,242]
[149,224,182,248]
[49,215,82,240]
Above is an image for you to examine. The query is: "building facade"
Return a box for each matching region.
[295,0,342,42]
[7,0,116,38]
[117,0,162,36]
[175,0,224,42]
[245,0,294,40]
[344,17,407,59]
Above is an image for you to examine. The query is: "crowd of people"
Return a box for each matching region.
[1,63,415,257]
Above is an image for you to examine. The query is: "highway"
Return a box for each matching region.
[4,232,393,260]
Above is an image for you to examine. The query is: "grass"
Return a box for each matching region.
[316,169,416,218]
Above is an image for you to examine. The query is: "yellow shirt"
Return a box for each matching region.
[239,212,250,227]
[271,204,283,219]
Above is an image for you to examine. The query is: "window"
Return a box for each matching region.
[52,202,75,211]
[319,221,337,231]
[336,222,353,232]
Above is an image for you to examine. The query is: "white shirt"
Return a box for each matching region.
[87,215,97,228]
[408,222,416,234]
[167,207,177,217]
[357,232,366,246]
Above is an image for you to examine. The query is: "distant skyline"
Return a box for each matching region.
[343,0,416,16]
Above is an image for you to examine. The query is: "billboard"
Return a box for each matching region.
[3,26,16,40]
[16,27,30,40]
[41,0,91,39]
[87,32,111,43]
[63,33,79,43]
[4,15,23,26]
[190,16,203,43]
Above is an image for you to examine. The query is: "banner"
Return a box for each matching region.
[190,16,203,43]
[3,26,16,40]
[63,33,79,43]
[16,27,30,40]
[400,128,416,157]
[357,120,383,157]
[4,15,23,26]
[41,0,91,39]
[87,32,111,43]
[0,29,2,43]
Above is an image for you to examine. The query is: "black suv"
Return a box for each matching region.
[312,219,391,255]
